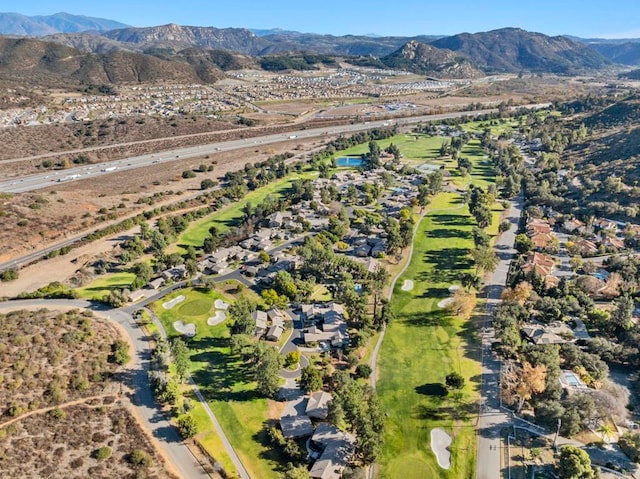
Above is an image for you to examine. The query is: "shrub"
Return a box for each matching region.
[284,351,300,369]
[355,364,372,379]
[182,170,196,179]
[0,269,18,282]
[176,414,198,439]
[94,446,112,461]
[112,340,130,365]
[129,449,153,468]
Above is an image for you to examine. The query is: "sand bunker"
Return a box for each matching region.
[448,285,461,294]
[431,428,452,470]
[163,295,185,309]
[401,280,414,291]
[207,311,227,326]
[214,299,230,310]
[173,320,196,337]
[437,297,455,308]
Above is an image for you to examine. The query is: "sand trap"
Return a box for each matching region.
[437,297,455,308]
[214,299,230,310]
[448,285,461,294]
[163,295,185,309]
[173,320,196,337]
[431,428,452,469]
[401,280,414,291]
[207,311,227,326]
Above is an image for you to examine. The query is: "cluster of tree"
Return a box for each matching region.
[466,186,495,229]
[327,373,385,464]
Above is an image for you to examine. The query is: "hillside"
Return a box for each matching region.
[381,40,482,78]
[431,28,611,73]
[0,37,219,87]
[103,23,270,54]
[0,12,128,36]
[592,41,640,66]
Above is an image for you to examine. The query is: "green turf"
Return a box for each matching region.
[377,191,481,479]
[152,288,284,479]
[76,271,136,300]
[177,298,212,317]
[172,172,316,254]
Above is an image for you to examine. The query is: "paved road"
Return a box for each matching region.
[476,195,523,479]
[2,106,549,194]
[0,299,210,479]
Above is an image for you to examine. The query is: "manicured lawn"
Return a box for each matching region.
[334,134,447,165]
[172,172,316,253]
[152,288,284,479]
[76,271,136,299]
[310,284,332,301]
[377,191,481,479]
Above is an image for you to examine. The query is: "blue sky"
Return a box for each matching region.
[12,0,640,38]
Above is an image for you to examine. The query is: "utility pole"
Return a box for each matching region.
[553,418,562,451]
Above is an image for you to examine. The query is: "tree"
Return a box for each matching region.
[447,289,477,319]
[253,343,284,398]
[299,366,324,393]
[282,464,311,479]
[171,338,191,382]
[445,372,465,390]
[514,234,533,254]
[611,295,634,333]
[259,250,271,264]
[501,281,533,305]
[200,178,216,190]
[472,247,498,275]
[229,297,256,335]
[558,446,596,479]
[502,361,547,412]
[176,414,198,439]
[0,269,18,282]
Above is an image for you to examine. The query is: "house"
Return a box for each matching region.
[266,324,285,342]
[602,236,625,250]
[355,256,380,273]
[161,265,187,281]
[252,310,268,336]
[521,252,555,277]
[147,277,165,290]
[573,238,598,256]
[527,218,551,235]
[280,396,313,439]
[269,211,293,228]
[530,232,555,251]
[267,308,290,327]
[594,218,619,232]
[128,289,147,303]
[521,321,573,345]
[309,423,356,479]
[306,391,332,420]
[562,218,585,234]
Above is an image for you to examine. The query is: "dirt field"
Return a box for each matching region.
[0,399,175,479]
[0,309,122,415]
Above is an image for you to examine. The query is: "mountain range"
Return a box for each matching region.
[0,12,639,89]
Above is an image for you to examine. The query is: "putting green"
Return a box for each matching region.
[177,299,211,317]
[384,455,437,479]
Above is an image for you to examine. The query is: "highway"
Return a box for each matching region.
[0,108,510,194]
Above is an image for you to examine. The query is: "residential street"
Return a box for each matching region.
[476,196,522,479]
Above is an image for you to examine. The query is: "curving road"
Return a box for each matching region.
[0,299,210,479]
[0,108,516,194]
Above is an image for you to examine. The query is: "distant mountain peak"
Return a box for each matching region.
[0,11,129,36]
